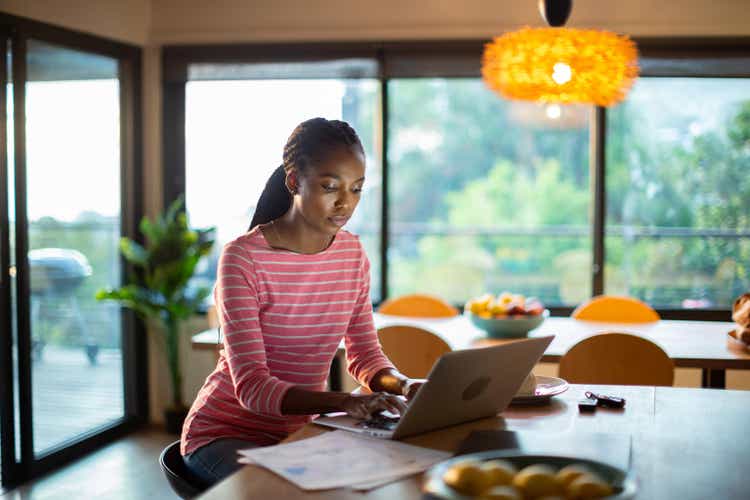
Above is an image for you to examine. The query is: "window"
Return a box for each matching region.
[183,65,382,300]
[606,77,750,309]
[388,79,590,305]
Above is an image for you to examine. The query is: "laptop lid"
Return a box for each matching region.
[391,335,554,439]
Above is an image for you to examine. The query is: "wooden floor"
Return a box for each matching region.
[32,346,125,453]
[1,427,177,500]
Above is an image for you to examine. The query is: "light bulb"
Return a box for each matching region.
[552,62,572,85]
[545,104,562,119]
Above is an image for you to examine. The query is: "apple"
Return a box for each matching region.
[525,299,545,316]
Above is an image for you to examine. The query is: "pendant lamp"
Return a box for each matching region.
[482,0,639,107]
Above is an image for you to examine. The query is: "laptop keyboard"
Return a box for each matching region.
[360,411,400,431]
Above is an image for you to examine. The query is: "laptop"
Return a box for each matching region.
[315,335,554,439]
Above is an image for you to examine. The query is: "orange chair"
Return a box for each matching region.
[377,293,459,318]
[377,325,452,378]
[559,332,674,386]
[572,295,660,323]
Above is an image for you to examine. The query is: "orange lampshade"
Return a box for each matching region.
[482,27,639,107]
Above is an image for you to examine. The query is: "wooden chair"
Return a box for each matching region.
[559,332,674,386]
[572,295,660,323]
[377,293,459,318]
[377,325,452,378]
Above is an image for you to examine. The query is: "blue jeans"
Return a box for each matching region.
[183,438,258,486]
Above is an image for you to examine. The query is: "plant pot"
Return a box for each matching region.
[164,406,189,434]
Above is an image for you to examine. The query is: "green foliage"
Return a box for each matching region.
[390,159,591,303]
[97,197,215,323]
[96,196,215,408]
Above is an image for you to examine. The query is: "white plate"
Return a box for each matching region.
[510,375,569,405]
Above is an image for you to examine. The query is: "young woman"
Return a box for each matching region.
[181,117,424,486]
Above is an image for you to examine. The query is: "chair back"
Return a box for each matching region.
[572,295,660,323]
[159,440,208,499]
[559,332,674,386]
[377,294,459,318]
[377,325,452,378]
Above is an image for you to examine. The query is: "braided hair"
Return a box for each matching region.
[249,117,364,230]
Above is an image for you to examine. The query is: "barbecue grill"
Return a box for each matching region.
[29,248,98,364]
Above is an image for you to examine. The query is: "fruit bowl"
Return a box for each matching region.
[467,309,549,338]
[423,450,636,499]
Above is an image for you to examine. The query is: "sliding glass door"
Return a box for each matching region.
[0,15,144,488]
[24,38,126,455]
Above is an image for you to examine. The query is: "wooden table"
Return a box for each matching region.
[192,314,747,389]
[198,385,750,499]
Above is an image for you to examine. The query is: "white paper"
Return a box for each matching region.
[350,472,418,491]
[236,430,450,490]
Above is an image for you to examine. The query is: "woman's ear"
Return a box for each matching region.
[285,171,299,195]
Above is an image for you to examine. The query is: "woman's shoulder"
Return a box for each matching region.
[333,230,365,252]
[222,227,268,256]
[335,229,359,244]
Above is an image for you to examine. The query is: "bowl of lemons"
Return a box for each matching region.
[423,451,636,499]
[465,292,548,339]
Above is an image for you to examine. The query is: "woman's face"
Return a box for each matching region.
[291,147,366,236]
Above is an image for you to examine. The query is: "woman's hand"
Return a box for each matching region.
[341,392,408,420]
[401,378,426,401]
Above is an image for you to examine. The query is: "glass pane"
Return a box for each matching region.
[388,79,591,306]
[606,78,750,309]
[6,38,23,477]
[24,40,124,456]
[3,37,12,484]
[185,76,382,301]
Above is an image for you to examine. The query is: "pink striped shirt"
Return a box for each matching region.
[181,227,394,455]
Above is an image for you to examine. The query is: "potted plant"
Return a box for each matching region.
[96,197,215,433]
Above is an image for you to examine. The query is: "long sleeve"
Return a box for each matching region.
[216,243,294,416]
[343,251,395,388]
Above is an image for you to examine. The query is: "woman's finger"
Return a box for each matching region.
[386,395,409,415]
[369,393,407,415]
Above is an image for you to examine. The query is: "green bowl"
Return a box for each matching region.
[466,309,548,338]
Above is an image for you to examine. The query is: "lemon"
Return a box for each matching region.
[473,293,494,313]
[480,485,522,500]
[489,299,509,316]
[555,464,591,488]
[498,292,514,305]
[512,464,561,498]
[442,460,490,496]
[566,472,614,499]
[481,459,517,487]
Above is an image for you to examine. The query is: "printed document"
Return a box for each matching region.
[237,430,450,490]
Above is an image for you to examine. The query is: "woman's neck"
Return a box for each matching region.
[267,212,335,254]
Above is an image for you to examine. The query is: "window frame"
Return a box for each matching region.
[162,37,750,321]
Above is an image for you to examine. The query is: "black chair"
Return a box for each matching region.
[159,441,209,498]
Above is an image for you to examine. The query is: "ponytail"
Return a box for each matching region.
[248,164,291,231]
